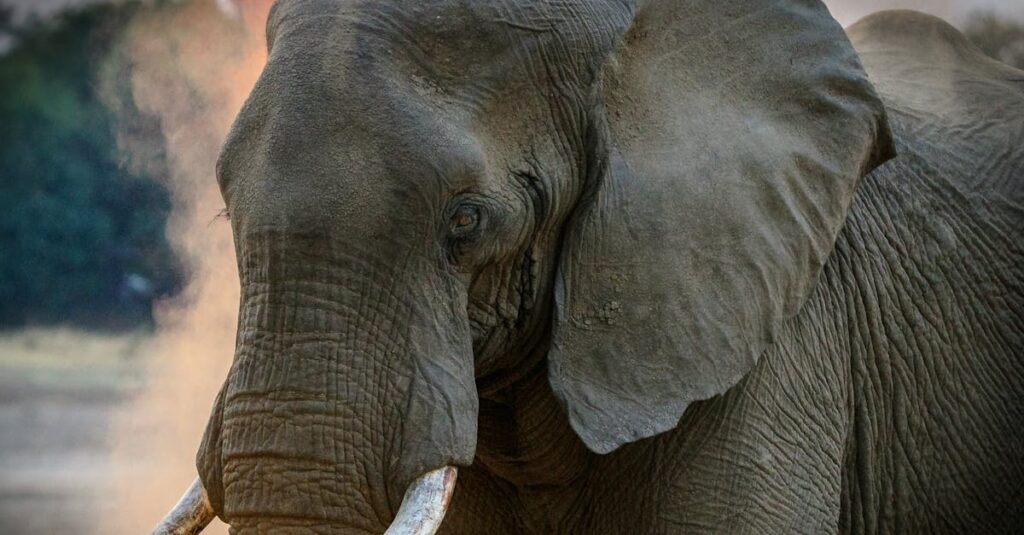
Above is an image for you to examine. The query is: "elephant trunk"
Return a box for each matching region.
[185,233,477,533]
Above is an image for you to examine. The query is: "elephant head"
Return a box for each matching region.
[154,0,892,533]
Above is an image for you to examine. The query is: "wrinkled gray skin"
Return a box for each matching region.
[198,0,1023,532]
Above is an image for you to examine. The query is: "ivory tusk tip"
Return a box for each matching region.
[384,466,458,535]
[150,477,214,535]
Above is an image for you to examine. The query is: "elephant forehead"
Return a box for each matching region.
[216,59,490,237]
[218,0,630,235]
[217,96,487,232]
[267,0,627,89]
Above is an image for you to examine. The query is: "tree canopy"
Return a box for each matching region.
[0,3,180,329]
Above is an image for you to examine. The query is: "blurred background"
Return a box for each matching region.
[0,0,1019,533]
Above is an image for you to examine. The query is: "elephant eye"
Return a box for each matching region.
[449,205,480,234]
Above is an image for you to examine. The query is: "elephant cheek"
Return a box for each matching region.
[387,352,478,503]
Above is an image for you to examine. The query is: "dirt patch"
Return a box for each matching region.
[0,329,153,534]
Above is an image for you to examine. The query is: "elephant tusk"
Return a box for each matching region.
[384,466,457,535]
[150,477,215,535]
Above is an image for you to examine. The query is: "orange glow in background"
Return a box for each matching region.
[102,1,272,532]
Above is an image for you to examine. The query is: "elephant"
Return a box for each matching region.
[152,1,1024,534]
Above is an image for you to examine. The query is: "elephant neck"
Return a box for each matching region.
[475,343,593,490]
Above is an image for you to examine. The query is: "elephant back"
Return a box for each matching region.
[848,10,1024,216]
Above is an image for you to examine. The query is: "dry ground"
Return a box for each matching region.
[0,328,146,534]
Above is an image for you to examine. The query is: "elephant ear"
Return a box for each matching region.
[548,0,894,454]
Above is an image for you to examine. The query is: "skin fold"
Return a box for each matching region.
[194,1,1023,533]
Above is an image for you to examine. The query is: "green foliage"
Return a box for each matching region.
[964,11,1024,69]
[0,4,180,328]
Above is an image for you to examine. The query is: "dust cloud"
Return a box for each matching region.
[99,1,272,533]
